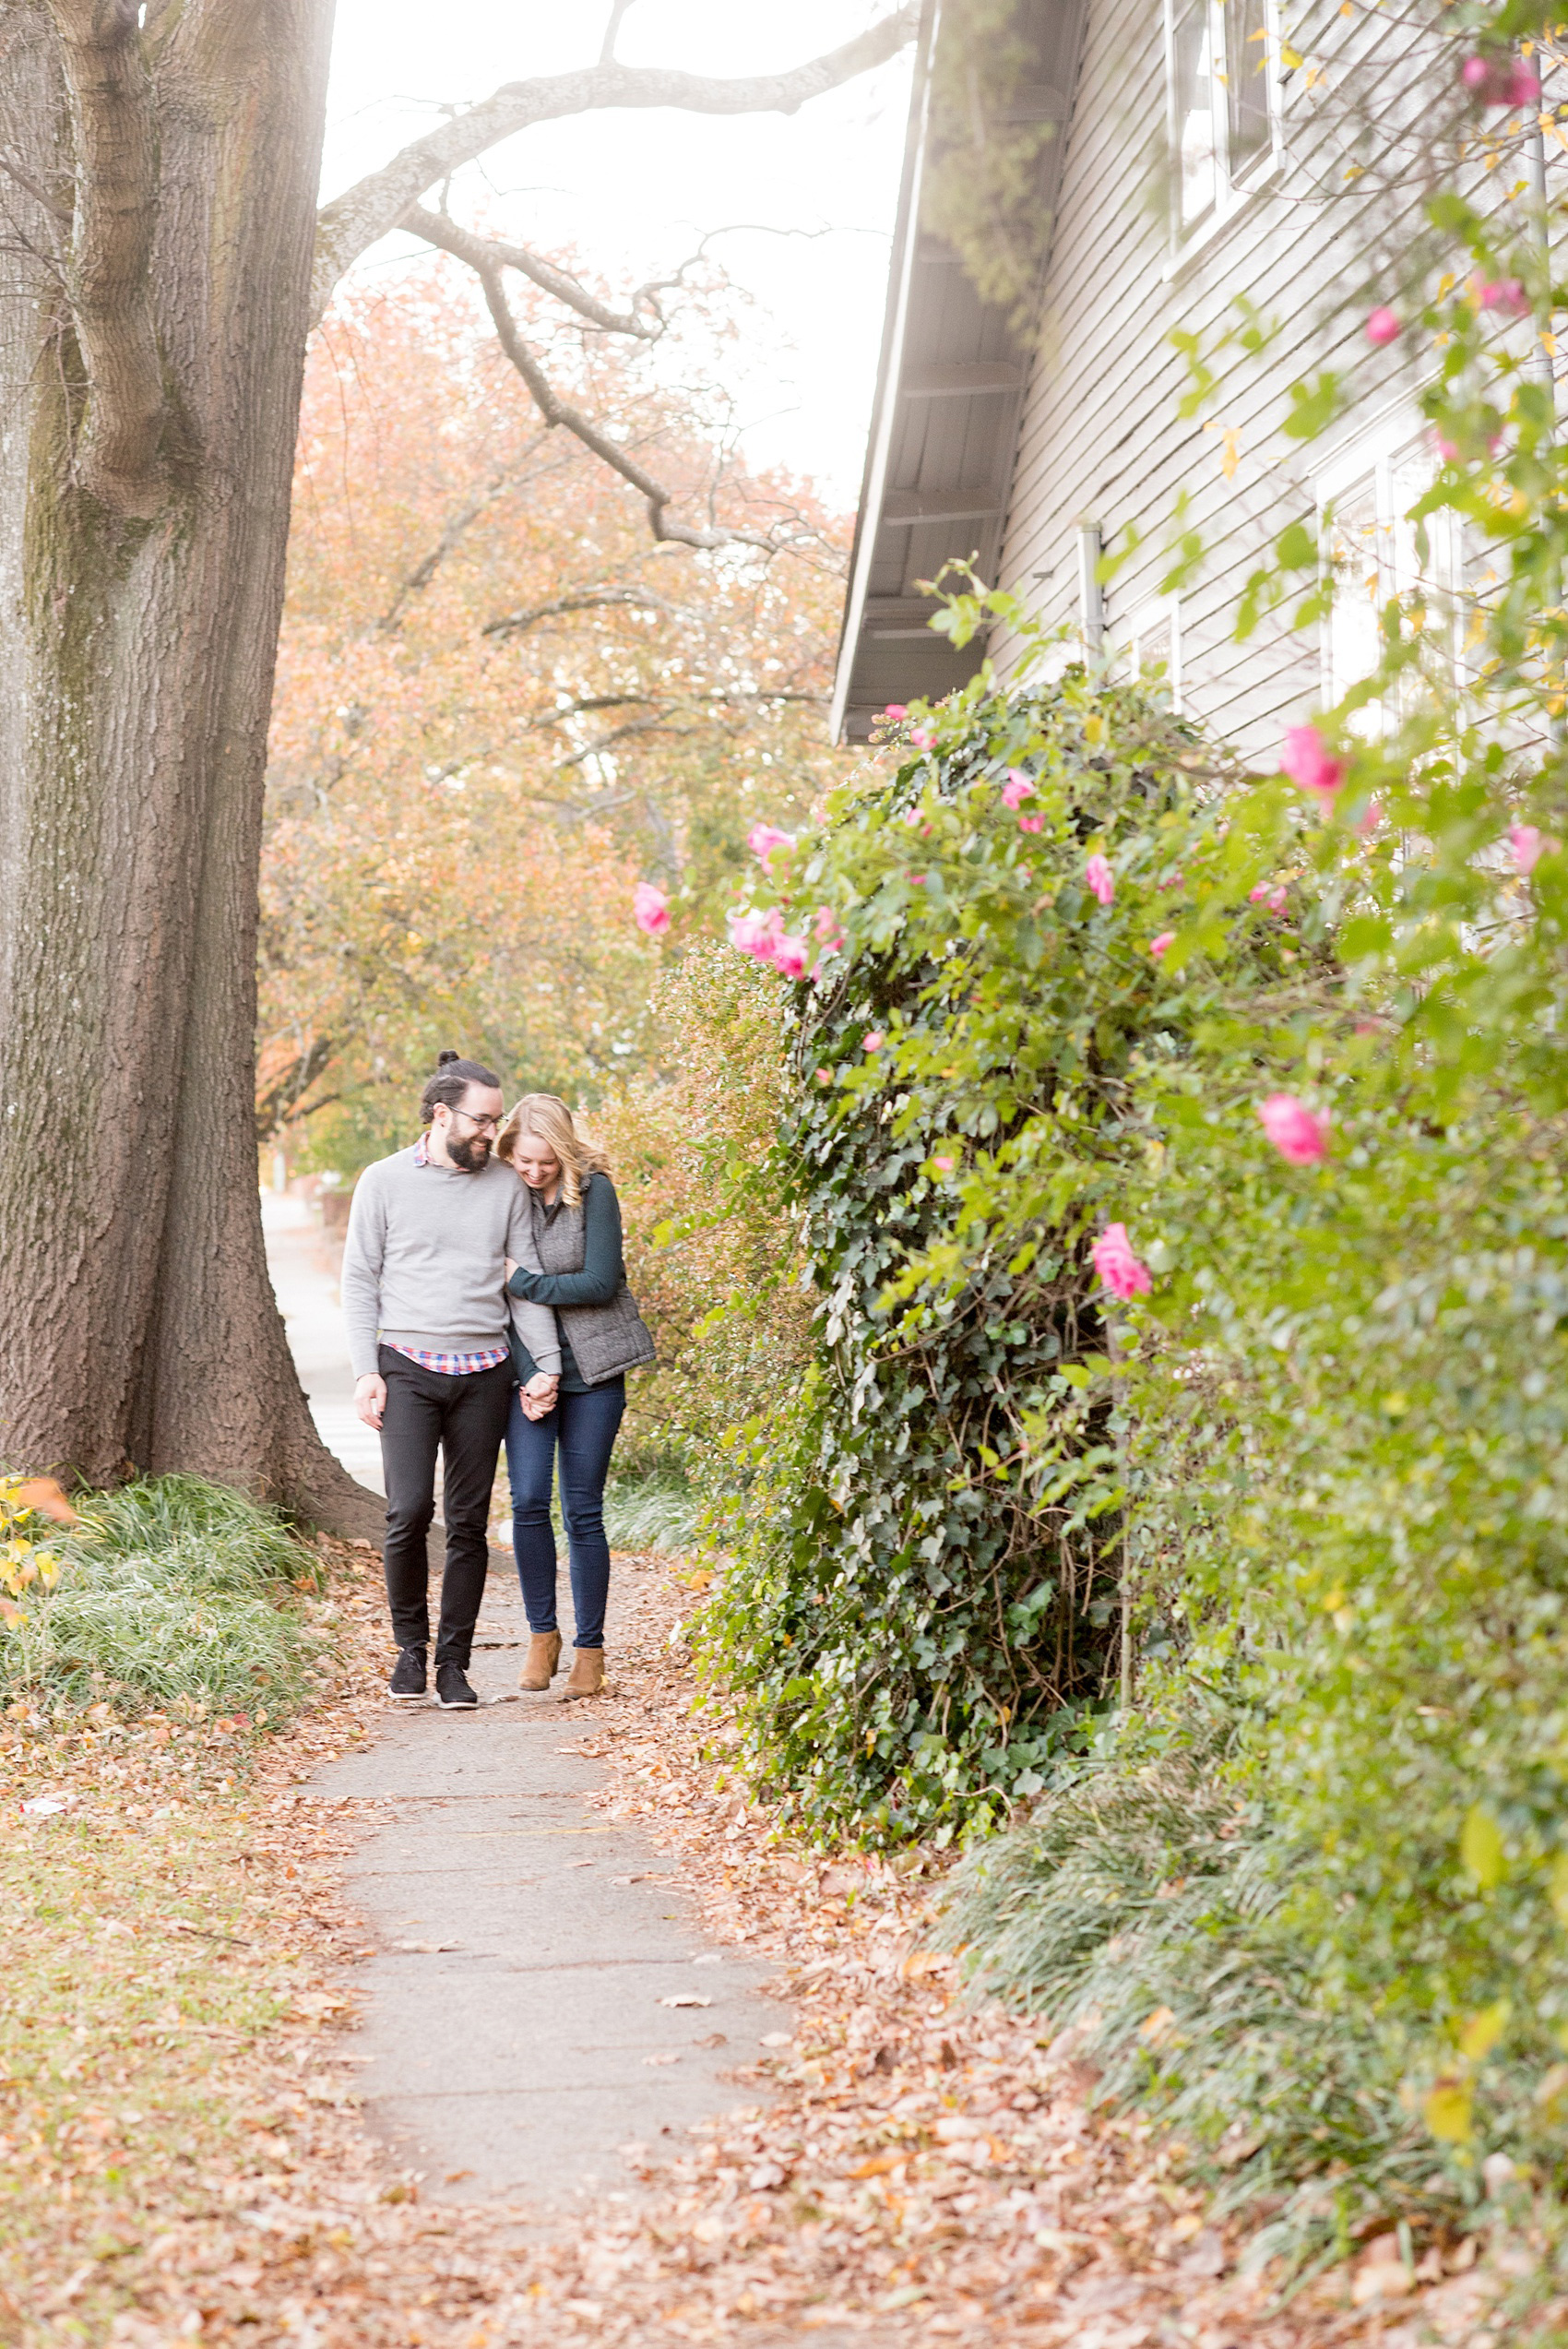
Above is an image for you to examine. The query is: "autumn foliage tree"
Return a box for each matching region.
[260,267,851,1168]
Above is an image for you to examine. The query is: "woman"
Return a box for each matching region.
[497,1093,655,1698]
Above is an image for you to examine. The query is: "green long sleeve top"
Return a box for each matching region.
[505,1174,625,1391]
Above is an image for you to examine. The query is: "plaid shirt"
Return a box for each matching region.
[381,1134,511,1378]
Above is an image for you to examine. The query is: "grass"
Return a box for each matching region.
[933,1737,1486,2277]
[0,1473,327,1721]
[602,1469,701,1553]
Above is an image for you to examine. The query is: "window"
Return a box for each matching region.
[1130,595,1183,710]
[1167,0,1279,244]
[1316,410,1464,720]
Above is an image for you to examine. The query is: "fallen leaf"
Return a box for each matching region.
[659,1994,711,2009]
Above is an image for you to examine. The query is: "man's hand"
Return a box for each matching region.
[354,1373,387,1430]
[519,1370,558,1422]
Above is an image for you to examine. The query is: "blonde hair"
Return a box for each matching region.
[496,1092,611,1209]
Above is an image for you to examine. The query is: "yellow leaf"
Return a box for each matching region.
[1280,42,1304,66]
[1423,2079,1473,2142]
[1457,1998,1509,2062]
[1461,1805,1504,1890]
[1138,2005,1176,2045]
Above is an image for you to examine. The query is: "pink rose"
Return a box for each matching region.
[815,1067,833,1086]
[909,727,935,750]
[813,905,845,950]
[1149,931,1176,960]
[746,822,793,864]
[1463,56,1539,108]
[1086,853,1115,906]
[1365,306,1401,346]
[932,1155,956,1174]
[1435,433,1460,462]
[1511,821,1560,874]
[773,933,810,981]
[1018,814,1044,833]
[1248,883,1289,912]
[1474,276,1530,317]
[1002,770,1033,810]
[862,1030,885,1053]
[1091,1222,1152,1302]
[1257,1092,1330,1164]
[1279,724,1344,800]
[633,882,670,936]
[731,907,784,962]
[884,703,908,720]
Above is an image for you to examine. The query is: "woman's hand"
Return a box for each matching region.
[505,1257,517,1280]
[520,1370,558,1421]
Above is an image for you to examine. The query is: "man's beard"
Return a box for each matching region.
[447,1132,492,1173]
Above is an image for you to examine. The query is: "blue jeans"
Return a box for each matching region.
[505,1379,625,1648]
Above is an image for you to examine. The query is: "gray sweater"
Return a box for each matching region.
[340,1147,561,1380]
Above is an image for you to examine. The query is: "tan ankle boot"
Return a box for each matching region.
[518,1631,562,1691]
[563,1647,605,1699]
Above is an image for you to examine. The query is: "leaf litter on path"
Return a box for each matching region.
[1,1541,1540,2346]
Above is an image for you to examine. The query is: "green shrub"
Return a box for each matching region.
[1,1475,325,1719]
[698,662,1286,1842]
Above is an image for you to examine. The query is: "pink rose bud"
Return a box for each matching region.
[1091,1222,1153,1302]
[932,1155,956,1174]
[633,882,671,936]
[1357,800,1383,838]
[1502,63,1540,107]
[1257,1092,1330,1164]
[1435,433,1460,462]
[862,1030,885,1053]
[773,934,810,981]
[746,822,793,863]
[884,703,909,720]
[1462,54,1490,88]
[815,1067,833,1086]
[1018,814,1045,833]
[1149,931,1176,960]
[1249,883,1289,911]
[1511,821,1560,873]
[1365,305,1401,346]
[1002,770,1034,809]
[1279,724,1344,800]
[910,727,935,750]
[1086,853,1115,906]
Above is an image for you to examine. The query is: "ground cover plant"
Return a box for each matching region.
[0,1473,327,1723]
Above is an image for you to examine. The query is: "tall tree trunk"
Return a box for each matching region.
[0,0,381,1536]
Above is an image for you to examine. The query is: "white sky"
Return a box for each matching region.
[320,1,915,509]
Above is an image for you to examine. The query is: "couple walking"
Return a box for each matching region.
[341,1054,653,1709]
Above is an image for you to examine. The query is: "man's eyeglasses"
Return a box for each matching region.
[452,1108,501,1134]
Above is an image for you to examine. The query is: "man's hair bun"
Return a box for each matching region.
[437,1048,460,1067]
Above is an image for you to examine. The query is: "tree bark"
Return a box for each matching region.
[0,0,382,1537]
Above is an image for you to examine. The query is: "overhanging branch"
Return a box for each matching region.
[403,204,666,339]
[310,6,919,321]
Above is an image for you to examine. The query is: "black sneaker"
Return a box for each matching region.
[435,1662,478,1710]
[389,1646,427,1700]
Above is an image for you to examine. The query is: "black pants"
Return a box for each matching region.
[378,1346,512,1667]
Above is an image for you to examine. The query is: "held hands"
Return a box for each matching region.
[519,1370,558,1423]
[354,1373,386,1430]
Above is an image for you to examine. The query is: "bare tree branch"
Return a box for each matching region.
[469,253,787,554]
[309,6,920,321]
[600,0,638,67]
[403,204,664,340]
[0,143,70,220]
[42,0,167,515]
[374,463,540,632]
[481,585,689,638]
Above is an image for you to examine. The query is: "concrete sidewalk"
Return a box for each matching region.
[265,1186,785,2211]
[306,1569,785,2210]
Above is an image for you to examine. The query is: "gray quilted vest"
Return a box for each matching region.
[530,1179,656,1385]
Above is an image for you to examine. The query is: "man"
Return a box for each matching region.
[341,1052,560,1707]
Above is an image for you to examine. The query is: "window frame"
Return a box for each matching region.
[1164,0,1285,261]
[1128,593,1184,711]
[1314,397,1467,720]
